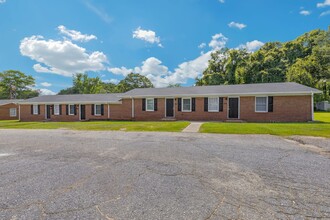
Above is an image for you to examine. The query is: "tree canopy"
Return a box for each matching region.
[58,72,154,94]
[0,70,39,99]
[196,28,330,101]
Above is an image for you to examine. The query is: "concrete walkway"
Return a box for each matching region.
[182,122,204,133]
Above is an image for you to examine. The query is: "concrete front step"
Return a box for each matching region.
[161,117,177,121]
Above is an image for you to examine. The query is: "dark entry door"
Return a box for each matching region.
[228,98,239,119]
[166,99,174,117]
[46,105,51,119]
[80,105,86,120]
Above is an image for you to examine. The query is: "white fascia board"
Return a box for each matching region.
[19,101,122,105]
[119,91,319,99]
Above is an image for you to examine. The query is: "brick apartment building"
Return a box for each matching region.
[17,82,321,122]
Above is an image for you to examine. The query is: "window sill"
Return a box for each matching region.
[146,110,155,112]
[255,111,268,113]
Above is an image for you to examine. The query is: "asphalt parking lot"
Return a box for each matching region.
[0,129,329,220]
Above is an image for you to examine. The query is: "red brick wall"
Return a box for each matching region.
[240,96,312,122]
[175,97,228,121]
[128,95,312,122]
[20,102,133,122]
[109,99,132,120]
[133,98,166,120]
[19,95,313,122]
[0,104,19,120]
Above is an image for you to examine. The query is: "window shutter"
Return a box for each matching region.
[192,98,196,112]
[51,105,54,115]
[31,105,33,114]
[219,97,223,112]
[59,105,62,115]
[178,98,182,111]
[204,98,208,112]
[74,105,77,115]
[38,105,40,115]
[66,105,69,115]
[91,104,95,115]
[154,99,158,111]
[142,99,146,111]
[101,104,104,115]
[268,96,273,112]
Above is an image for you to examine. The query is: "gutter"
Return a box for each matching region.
[119,91,322,99]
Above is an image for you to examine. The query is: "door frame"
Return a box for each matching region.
[165,98,175,118]
[80,104,86,121]
[227,97,240,119]
[45,105,51,119]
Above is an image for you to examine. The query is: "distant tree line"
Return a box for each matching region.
[195,28,330,101]
[58,73,154,95]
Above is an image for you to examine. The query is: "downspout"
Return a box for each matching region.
[311,92,314,121]
[131,98,135,119]
[18,104,21,121]
[107,104,110,119]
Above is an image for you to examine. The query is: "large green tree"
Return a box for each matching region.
[58,73,104,94]
[0,70,39,99]
[116,73,154,93]
[196,27,330,101]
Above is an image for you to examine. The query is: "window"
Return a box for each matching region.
[255,97,268,112]
[182,98,191,112]
[69,104,75,115]
[146,98,154,111]
[9,108,16,117]
[208,97,219,112]
[54,104,60,115]
[95,104,102,115]
[33,104,38,115]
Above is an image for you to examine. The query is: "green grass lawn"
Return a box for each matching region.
[0,120,190,132]
[200,112,330,138]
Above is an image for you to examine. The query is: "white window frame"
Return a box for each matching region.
[146,98,155,112]
[54,104,60,115]
[9,108,17,117]
[182,97,192,112]
[255,96,268,113]
[94,104,102,116]
[69,104,75,115]
[33,104,38,115]
[208,97,219,112]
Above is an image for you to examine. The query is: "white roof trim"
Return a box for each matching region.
[120,91,320,99]
[19,101,122,105]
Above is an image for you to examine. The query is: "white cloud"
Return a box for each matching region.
[133,27,162,47]
[238,40,264,52]
[208,33,228,50]
[317,0,330,7]
[0,0,6,3]
[39,88,56,96]
[228,21,247,30]
[218,0,225,3]
[320,10,330,16]
[108,33,229,87]
[20,35,108,77]
[108,67,133,76]
[299,10,311,15]
[198,43,206,49]
[103,79,119,84]
[58,25,97,42]
[108,52,212,88]
[40,82,52,87]
[84,1,112,23]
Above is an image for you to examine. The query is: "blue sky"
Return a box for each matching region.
[0,0,329,94]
